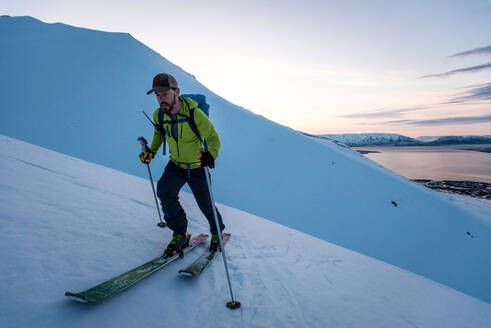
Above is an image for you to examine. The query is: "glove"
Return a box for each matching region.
[139,147,155,164]
[197,150,215,168]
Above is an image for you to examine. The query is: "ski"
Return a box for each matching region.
[65,234,208,302]
[178,233,231,277]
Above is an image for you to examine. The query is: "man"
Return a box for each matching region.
[140,73,225,256]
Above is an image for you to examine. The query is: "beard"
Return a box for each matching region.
[160,95,177,113]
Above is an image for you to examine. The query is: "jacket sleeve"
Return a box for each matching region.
[194,109,221,159]
[149,108,165,154]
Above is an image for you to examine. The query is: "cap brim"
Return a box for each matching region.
[146,86,172,95]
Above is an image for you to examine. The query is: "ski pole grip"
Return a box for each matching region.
[137,136,148,153]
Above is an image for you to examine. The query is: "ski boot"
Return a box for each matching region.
[209,234,220,253]
[164,232,190,257]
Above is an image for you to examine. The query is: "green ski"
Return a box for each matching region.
[178,233,231,277]
[66,234,208,302]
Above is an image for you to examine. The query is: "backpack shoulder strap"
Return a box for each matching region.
[157,108,167,155]
[182,98,208,150]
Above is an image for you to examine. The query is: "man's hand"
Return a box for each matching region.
[197,150,215,168]
[139,147,155,164]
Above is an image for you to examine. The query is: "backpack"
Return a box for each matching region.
[154,94,210,155]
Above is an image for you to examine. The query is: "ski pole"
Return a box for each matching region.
[137,136,166,228]
[203,165,241,310]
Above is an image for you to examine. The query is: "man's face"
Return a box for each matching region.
[155,89,177,112]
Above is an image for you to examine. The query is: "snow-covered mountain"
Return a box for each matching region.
[1,16,491,303]
[321,133,421,146]
[1,135,490,328]
[417,136,444,143]
[321,133,491,147]
[417,135,491,145]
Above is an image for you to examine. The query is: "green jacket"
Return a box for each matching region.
[150,97,221,170]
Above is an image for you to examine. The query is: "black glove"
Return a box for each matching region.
[197,150,215,168]
[139,147,155,164]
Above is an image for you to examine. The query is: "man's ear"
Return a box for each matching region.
[175,87,180,97]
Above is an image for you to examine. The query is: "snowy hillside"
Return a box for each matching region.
[1,16,491,303]
[1,135,490,328]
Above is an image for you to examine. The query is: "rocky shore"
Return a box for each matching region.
[412,180,491,200]
[461,147,491,153]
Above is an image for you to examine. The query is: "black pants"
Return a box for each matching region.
[156,161,225,235]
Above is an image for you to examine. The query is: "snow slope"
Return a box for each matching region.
[1,16,491,303]
[1,134,490,328]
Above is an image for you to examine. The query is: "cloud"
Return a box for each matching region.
[444,83,491,104]
[421,62,491,78]
[449,45,491,57]
[368,113,491,126]
[339,106,425,119]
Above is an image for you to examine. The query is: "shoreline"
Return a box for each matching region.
[412,180,491,200]
[460,147,491,153]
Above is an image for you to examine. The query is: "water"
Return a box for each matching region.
[354,144,491,183]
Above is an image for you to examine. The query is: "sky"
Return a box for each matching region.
[2,0,491,137]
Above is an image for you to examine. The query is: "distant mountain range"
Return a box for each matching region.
[317,133,491,147]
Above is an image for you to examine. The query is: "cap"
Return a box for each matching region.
[146,73,178,95]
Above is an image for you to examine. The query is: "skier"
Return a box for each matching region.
[140,73,225,256]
